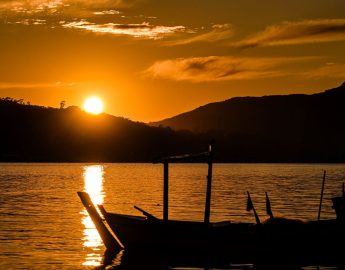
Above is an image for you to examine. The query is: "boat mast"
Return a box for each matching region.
[204,143,214,225]
[317,170,326,221]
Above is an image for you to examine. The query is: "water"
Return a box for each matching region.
[0,163,344,269]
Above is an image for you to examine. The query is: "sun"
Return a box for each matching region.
[83,96,104,115]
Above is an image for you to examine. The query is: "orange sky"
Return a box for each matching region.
[1,0,345,122]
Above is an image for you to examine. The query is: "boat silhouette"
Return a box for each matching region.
[78,144,345,268]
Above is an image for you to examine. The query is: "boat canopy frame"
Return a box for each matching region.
[154,144,214,225]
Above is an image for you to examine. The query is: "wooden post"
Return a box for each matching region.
[204,144,213,225]
[163,162,169,221]
[317,170,326,221]
[265,192,274,219]
[247,191,261,225]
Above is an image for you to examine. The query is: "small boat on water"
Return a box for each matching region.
[78,144,345,264]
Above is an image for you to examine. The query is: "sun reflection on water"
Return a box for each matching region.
[81,165,105,267]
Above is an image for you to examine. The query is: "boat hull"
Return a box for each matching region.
[78,191,345,266]
[102,210,345,258]
[102,211,257,254]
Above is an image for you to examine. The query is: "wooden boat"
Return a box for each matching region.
[77,144,345,263]
[78,144,256,256]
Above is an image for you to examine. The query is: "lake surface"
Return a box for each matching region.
[0,163,344,269]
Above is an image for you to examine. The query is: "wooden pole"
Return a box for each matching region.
[253,207,261,225]
[247,191,261,225]
[163,162,169,221]
[265,192,274,219]
[204,144,213,225]
[317,170,326,221]
[77,192,123,251]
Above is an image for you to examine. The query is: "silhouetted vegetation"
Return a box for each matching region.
[152,82,345,162]
[2,82,345,162]
[0,98,209,162]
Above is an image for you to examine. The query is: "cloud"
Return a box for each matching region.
[61,20,185,39]
[144,56,312,82]
[0,0,64,13]
[0,0,142,12]
[167,24,234,46]
[305,63,345,79]
[0,81,76,89]
[1,1,184,40]
[0,0,142,18]
[7,18,47,25]
[235,19,345,48]
[70,0,142,8]
[93,10,121,15]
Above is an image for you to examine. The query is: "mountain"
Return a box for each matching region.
[152,82,345,162]
[0,98,208,162]
[2,82,345,163]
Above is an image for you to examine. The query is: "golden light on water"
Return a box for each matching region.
[83,96,104,115]
[84,165,104,205]
[81,165,105,267]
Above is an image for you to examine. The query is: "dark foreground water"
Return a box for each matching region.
[0,163,344,269]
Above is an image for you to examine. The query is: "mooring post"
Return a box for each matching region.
[204,144,214,225]
[163,162,169,221]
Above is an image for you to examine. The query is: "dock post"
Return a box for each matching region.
[204,144,214,225]
[163,162,169,221]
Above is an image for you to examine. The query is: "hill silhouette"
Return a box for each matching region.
[2,82,345,162]
[152,82,345,162]
[0,98,208,162]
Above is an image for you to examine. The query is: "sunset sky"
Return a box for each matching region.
[1,0,345,122]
